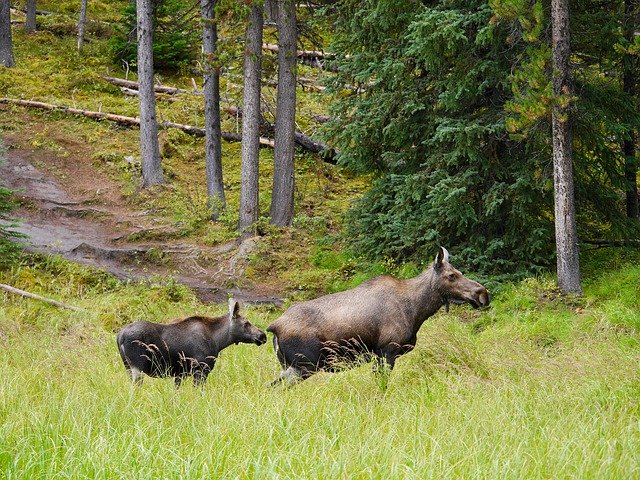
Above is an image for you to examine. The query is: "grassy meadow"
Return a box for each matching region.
[1,252,639,479]
[2,2,640,478]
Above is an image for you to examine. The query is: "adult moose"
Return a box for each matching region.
[117,298,266,387]
[267,247,490,385]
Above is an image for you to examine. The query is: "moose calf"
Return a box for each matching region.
[117,299,266,387]
[267,247,490,385]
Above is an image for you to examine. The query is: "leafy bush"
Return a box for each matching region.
[109,0,199,73]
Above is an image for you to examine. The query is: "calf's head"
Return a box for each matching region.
[433,247,490,310]
[228,299,267,346]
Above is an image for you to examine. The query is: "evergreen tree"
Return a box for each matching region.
[201,0,226,219]
[326,0,553,275]
[239,1,264,234]
[270,0,298,227]
[0,0,15,68]
[110,0,200,72]
[551,0,582,294]
[326,0,640,276]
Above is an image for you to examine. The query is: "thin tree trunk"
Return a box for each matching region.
[0,0,15,67]
[77,0,88,53]
[624,0,639,219]
[239,2,263,233]
[25,0,36,32]
[270,0,297,227]
[136,0,163,187]
[551,0,581,295]
[201,0,225,219]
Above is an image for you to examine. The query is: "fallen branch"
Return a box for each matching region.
[102,75,203,96]
[0,283,85,312]
[262,43,338,72]
[0,98,274,147]
[0,98,338,161]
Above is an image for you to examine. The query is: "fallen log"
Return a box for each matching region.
[0,97,275,146]
[0,98,341,155]
[102,75,203,96]
[262,43,338,72]
[0,283,85,312]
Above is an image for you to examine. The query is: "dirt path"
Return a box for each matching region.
[0,137,282,307]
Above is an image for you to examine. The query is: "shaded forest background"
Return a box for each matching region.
[1,0,639,286]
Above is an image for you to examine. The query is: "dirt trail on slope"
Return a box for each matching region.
[0,136,282,307]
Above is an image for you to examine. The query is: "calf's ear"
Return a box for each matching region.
[228,298,240,321]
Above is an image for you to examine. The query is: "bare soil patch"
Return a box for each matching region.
[1,128,282,306]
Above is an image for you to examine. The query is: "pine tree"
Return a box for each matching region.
[270,0,298,227]
[0,0,15,68]
[326,0,640,276]
[239,1,263,233]
[201,0,226,219]
[551,0,582,294]
[137,0,164,187]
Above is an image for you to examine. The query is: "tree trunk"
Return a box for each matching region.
[0,0,15,67]
[551,0,582,295]
[239,2,263,233]
[77,0,88,54]
[136,0,163,187]
[201,0,225,219]
[624,0,639,219]
[25,0,36,32]
[270,0,297,227]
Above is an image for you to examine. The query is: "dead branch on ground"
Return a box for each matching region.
[0,283,85,312]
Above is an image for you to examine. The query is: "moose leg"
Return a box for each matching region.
[193,371,209,388]
[268,366,305,387]
[129,367,143,385]
[174,374,187,388]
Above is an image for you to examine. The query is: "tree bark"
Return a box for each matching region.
[551,0,582,295]
[239,2,263,233]
[77,0,88,54]
[270,0,297,227]
[201,0,225,219]
[136,0,164,187]
[25,0,36,32]
[623,0,639,219]
[0,0,15,67]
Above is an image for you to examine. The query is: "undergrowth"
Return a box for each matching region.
[0,251,639,478]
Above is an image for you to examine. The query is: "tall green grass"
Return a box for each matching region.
[1,253,639,478]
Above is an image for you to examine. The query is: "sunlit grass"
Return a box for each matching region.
[1,256,639,478]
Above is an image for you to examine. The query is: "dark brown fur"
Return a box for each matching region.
[267,247,489,385]
[117,299,266,387]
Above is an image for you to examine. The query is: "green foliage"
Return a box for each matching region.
[0,142,25,269]
[326,0,640,277]
[326,0,554,275]
[109,0,200,72]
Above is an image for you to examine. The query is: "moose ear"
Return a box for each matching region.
[228,298,240,321]
[434,246,449,270]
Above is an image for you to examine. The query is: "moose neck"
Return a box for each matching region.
[404,267,446,333]
[204,317,234,351]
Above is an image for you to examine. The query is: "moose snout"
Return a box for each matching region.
[476,288,490,309]
[255,331,267,345]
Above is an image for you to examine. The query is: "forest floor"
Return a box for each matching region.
[1,125,283,306]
